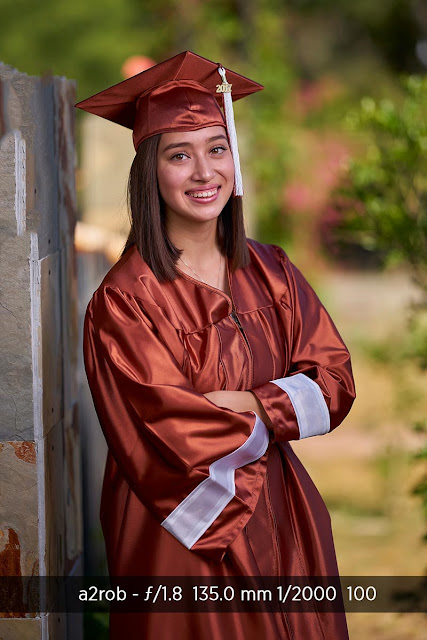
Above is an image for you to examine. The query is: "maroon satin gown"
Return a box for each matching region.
[83,238,356,639]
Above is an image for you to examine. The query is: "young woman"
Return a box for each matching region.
[78,51,356,640]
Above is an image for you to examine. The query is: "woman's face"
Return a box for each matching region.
[156,125,235,229]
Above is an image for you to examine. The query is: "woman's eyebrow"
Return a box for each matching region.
[161,134,228,153]
[206,134,228,144]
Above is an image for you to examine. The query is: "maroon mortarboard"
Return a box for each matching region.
[75,51,263,195]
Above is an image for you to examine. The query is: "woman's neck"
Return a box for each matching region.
[167,217,221,266]
[166,217,228,291]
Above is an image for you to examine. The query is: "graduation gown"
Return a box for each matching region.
[83,238,356,639]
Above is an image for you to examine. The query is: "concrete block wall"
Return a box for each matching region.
[0,64,82,639]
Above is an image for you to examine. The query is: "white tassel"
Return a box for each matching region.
[217,66,243,196]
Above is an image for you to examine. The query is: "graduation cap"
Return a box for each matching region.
[75,51,263,196]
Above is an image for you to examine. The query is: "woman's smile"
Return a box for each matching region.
[185,185,221,202]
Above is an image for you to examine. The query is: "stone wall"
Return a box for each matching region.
[0,64,82,639]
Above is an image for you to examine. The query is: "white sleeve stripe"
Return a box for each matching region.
[270,373,330,439]
[161,413,269,549]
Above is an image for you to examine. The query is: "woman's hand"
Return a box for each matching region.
[203,390,274,429]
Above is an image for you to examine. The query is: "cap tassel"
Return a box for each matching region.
[217,66,243,196]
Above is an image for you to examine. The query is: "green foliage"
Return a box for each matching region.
[336,74,427,545]
[339,75,427,286]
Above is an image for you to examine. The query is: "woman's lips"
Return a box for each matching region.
[186,186,220,203]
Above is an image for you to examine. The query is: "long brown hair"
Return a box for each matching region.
[121,133,250,282]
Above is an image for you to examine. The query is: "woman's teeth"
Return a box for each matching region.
[187,188,218,198]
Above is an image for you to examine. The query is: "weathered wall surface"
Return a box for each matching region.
[0,64,82,639]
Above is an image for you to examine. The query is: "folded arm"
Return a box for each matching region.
[250,248,356,442]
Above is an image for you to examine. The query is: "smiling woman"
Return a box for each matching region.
[76,51,356,640]
[122,124,249,283]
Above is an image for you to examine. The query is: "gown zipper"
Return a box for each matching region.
[229,308,253,386]
[265,467,282,577]
[230,309,250,351]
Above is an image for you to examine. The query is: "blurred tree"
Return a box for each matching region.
[332,75,427,542]
[285,0,425,75]
[0,0,176,97]
[338,76,427,288]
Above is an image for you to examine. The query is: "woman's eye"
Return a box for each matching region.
[171,152,188,161]
[211,145,227,155]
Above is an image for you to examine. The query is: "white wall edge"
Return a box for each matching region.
[30,232,49,638]
[14,130,26,237]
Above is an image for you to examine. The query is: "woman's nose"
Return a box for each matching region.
[192,155,216,182]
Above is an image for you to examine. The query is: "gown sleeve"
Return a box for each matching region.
[251,245,356,443]
[83,285,270,563]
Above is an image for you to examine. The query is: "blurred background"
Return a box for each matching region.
[1,1,426,638]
